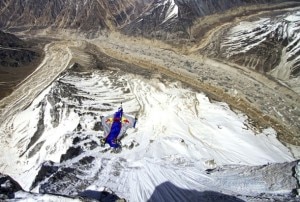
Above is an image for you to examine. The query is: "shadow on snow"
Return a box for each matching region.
[147,181,244,202]
[79,189,122,201]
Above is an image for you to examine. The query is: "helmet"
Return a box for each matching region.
[114,107,123,119]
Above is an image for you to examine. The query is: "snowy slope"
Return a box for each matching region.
[0,66,298,201]
[219,10,300,93]
[162,0,178,23]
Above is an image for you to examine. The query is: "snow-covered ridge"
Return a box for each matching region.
[162,0,178,23]
[0,66,296,201]
[220,10,300,93]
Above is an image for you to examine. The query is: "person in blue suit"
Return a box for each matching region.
[101,106,137,149]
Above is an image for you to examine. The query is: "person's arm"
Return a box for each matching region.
[133,117,138,128]
[122,114,136,128]
[101,114,114,137]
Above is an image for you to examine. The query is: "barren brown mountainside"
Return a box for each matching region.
[0,0,155,32]
[0,30,42,99]
[0,0,289,34]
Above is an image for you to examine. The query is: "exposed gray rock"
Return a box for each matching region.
[60,146,83,163]
[176,0,278,18]
[0,173,23,200]
[122,0,289,40]
[30,161,59,190]
[0,0,290,39]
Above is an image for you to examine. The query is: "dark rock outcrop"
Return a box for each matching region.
[79,187,125,202]
[0,30,40,68]
[0,30,26,47]
[30,161,59,190]
[0,49,39,67]
[0,173,23,200]
[0,172,125,201]
[60,146,83,163]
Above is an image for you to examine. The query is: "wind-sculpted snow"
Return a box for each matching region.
[0,65,297,201]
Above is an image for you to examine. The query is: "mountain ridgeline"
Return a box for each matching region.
[0,0,155,32]
[0,0,288,33]
[1,0,299,71]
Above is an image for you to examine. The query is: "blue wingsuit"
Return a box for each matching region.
[101,107,137,148]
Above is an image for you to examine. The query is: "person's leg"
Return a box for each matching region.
[106,122,122,148]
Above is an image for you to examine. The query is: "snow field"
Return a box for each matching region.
[0,69,295,200]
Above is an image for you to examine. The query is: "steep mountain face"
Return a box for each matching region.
[122,0,287,40]
[0,60,298,201]
[0,173,23,200]
[0,0,154,32]
[175,0,275,18]
[0,0,288,35]
[200,9,300,93]
[0,30,26,47]
[0,172,122,201]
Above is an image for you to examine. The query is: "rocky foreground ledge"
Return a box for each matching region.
[0,173,125,201]
[1,160,300,201]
